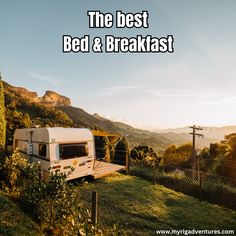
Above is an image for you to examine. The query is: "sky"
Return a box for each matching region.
[0,0,236,130]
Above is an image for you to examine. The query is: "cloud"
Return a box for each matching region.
[28,71,61,85]
[99,86,225,100]
[100,86,190,98]
[198,96,236,105]
[100,86,138,96]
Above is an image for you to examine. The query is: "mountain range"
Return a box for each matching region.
[3,81,236,151]
[155,126,236,144]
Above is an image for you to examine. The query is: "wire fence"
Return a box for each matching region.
[130,163,236,211]
[93,146,236,211]
[79,190,146,235]
[80,189,160,236]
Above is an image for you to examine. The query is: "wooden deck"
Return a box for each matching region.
[93,161,126,179]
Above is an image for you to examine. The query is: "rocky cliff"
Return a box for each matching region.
[4,82,71,106]
[10,86,39,102]
[40,91,71,106]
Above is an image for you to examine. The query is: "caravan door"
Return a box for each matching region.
[58,142,94,180]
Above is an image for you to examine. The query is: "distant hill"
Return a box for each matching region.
[4,80,233,150]
[57,105,192,149]
[155,126,236,147]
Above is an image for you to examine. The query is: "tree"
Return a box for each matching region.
[130,145,158,165]
[162,145,177,166]
[199,139,234,177]
[208,143,220,158]
[5,110,32,145]
[176,143,192,164]
[130,148,139,160]
[225,133,236,158]
[162,143,192,167]
[0,73,6,152]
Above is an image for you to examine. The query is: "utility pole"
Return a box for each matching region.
[189,125,204,171]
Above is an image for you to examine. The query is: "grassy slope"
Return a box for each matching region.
[79,173,236,235]
[0,193,42,236]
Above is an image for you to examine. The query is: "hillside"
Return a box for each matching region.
[0,193,42,236]
[1,174,235,235]
[9,80,236,150]
[155,126,236,145]
[58,105,192,148]
[3,81,74,144]
[3,81,192,150]
[78,173,236,234]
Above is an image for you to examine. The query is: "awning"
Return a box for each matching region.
[91,130,120,137]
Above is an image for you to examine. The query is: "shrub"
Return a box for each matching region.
[23,171,94,235]
[0,151,96,235]
[0,150,40,198]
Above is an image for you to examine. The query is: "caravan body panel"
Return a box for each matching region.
[13,127,95,180]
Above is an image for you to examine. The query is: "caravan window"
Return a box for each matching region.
[39,144,47,157]
[59,143,88,159]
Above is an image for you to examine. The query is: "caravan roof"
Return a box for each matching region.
[14,127,94,143]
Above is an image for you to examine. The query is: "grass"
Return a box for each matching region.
[1,173,236,236]
[78,173,236,235]
[0,192,42,236]
[130,166,236,210]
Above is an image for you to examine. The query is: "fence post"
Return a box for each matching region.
[126,152,130,174]
[199,172,202,187]
[152,158,161,184]
[152,162,157,184]
[199,172,203,200]
[92,191,98,226]
[197,159,200,182]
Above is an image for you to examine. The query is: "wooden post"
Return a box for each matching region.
[152,158,161,184]
[199,172,203,200]
[92,191,98,225]
[189,125,203,178]
[125,137,130,174]
[152,161,157,184]
[197,158,200,182]
[199,172,202,188]
[126,151,130,174]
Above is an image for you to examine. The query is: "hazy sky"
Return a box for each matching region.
[1,0,236,129]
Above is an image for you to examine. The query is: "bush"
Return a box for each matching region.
[22,171,94,235]
[0,150,40,198]
[0,151,96,235]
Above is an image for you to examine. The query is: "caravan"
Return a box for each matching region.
[13,127,126,180]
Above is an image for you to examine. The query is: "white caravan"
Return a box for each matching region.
[13,127,95,180]
[13,127,127,180]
